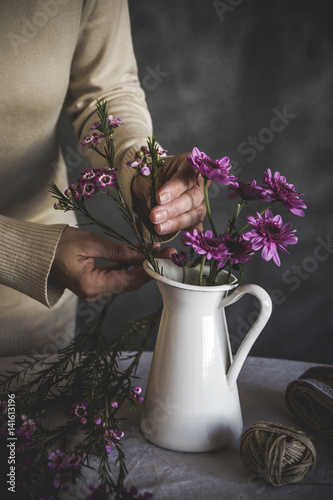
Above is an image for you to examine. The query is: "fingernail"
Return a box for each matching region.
[159,192,171,204]
[152,209,167,223]
[157,221,172,234]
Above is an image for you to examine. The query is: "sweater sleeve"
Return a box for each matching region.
[0,215,67,308]
[66,0,175,243]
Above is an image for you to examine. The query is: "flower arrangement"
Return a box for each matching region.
[51,101,306,288]
[173,148,305,285]
[0,98,306,498]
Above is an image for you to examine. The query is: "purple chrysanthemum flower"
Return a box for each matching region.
[243,210,298,266]
[182,229,229,262]
[228,179,270,202]
[171,251,188,267]
[133,386,142,395]
[260,168,307,216]
[187,147,238,187]
[71,402,89,425]
[218,233,253,266]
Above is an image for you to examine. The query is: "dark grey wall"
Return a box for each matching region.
[60,0,333,363]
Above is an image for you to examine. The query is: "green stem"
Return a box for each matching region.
[199,255,206,286]
[207,259,218,286]
[147,247,160,275]
[227,199,246,234]
[236,200,276,234]
[204,178,217,237]
[226,260,232,285]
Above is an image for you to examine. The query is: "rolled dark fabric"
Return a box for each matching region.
[285,366,333,447]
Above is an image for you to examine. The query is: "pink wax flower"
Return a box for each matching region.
[95,169,116,188]
[140,165,150,176]
[107,115,123,128]
[260,169,307,216]
[48,449,67,470]
[80,132,104,147]
[67,454,82,470]
[243,210,298,266]
[85,484,109,500]
[90,122,100,130]
[126,153,144,170]
[21,418,36,440]
[71,402,89,425]
[187,147,238,187]
[81,169,96,181]
[77,180,98,199]
[105,429,124,454]
[53,470,72,491]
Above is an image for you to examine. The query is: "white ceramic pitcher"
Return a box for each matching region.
[140,258,272,452]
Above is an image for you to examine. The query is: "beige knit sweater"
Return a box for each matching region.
[0,0,159,355]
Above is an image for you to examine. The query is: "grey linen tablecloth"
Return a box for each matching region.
[118,355,333,500]
[2,354,332,499]
[68,354,332,500]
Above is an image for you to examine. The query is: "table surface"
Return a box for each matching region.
[72,354,333,500]
[2,354,332,499]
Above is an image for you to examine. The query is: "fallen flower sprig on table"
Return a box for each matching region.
[0,300,161,498]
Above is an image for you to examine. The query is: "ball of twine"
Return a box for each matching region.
[240,421,317,486]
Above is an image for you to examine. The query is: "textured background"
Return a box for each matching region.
[60,0,333,363]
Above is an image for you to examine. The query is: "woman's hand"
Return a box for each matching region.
[132,153,206,236]
[50,227,174,301]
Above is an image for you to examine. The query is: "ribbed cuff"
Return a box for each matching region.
[0,215,67,308]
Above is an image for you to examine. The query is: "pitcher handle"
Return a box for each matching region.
[219,284,272,389]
